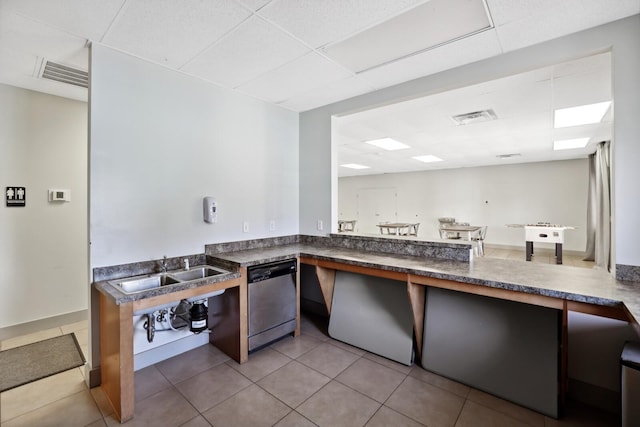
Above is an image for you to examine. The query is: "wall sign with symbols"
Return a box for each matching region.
[6,187,26,207]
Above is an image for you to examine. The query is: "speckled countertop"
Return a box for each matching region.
[206,242,640,331]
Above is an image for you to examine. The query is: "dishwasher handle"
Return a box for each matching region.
[247,259,297,283]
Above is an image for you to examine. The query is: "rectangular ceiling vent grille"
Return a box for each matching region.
[451,109,497,125]
[40,60,88,88]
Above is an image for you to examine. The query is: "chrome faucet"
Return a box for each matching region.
[161,256,167,274]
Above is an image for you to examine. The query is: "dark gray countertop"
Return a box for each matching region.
[207,243,640,329]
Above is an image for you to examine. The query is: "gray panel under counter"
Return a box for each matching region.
[328,271,414,365]
[422,287,561,418]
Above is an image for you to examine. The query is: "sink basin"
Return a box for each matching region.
[169,266,229,282]
[115,274,180,294]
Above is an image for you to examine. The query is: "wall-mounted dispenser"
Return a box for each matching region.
[203,197,217,223]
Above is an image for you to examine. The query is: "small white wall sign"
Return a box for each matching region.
[6,186,26,207]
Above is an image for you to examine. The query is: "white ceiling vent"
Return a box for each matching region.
[39,60,88,88]
[450,109,497,126]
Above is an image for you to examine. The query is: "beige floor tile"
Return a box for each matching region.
[544,400,619,427]
[61,320,89,334]
[363,352,413,375]
[297,342,360,378]
[128,388,198,426]
[385,376,464,427]
[2,389,102,427]
[271,333,323,359]
[180,414,215,427]
[297,381,380,427]
[175,363,251,412]
[85,418,108,427]
[466,389,545,427]
[71,328,88,348]
[90,386,115,418]
[202,384,291,427]
[273,411,318,427]
[155,343,230,384]
[134,365,172,402]
[365,405,425,427]
[1,368,87,423]
[329,338,367,356]
[0,327,62,351]
[226,347,291,382]
[409,366,470,398]
[258,360,331,408]
[456,400,533,427]
[335,358,406,403]
[299,317,330,342]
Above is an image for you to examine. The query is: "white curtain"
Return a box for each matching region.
[583,141,611,270]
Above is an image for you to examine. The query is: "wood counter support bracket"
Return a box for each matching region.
[315,266,336,315]
[560,300,568,411]
[407,279,425,362]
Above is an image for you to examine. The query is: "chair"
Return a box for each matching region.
[438,217,457,239]
[472,226,488,256]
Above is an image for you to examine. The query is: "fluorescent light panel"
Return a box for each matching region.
[413,155,443,163]
[554,101,611,128]
[341,163,370,169]
[553,138,590,150]
[365,137,410,151]
[323,0,492,73]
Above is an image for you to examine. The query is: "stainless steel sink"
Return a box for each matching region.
[114,274,180,294]
[169,266,228,282]
[109,265,230,294]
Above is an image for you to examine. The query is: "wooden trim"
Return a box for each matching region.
[133,278,239,313]
[99,294,134,423]
[407,280,425,361]
[560,300,568,411]
[238,267,248,363]
[300,257,407,282]
[409,274,564,310]
[295,259,301,336]
[566,300,630,322]
[315,266,336,315]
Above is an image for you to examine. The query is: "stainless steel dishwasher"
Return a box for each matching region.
[247,259,297,351]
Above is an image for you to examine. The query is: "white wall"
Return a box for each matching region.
[90,44,299,268]
[339,159,589,252]
[0,83,88,328]
[300,15,640,271]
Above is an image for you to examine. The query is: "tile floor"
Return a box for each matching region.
[483,247,595,269]
[1,307,617,426]
[0,249,601,426]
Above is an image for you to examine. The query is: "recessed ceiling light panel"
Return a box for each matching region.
[364,137,410,151]
[554,101,611,128]
[413,155,443,163]
[553,138,590,150]
[341,163,370,169]
[323,0,492,73]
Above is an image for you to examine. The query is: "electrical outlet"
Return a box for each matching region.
[317,220,323,231]
[243,221,249,233]
[269,220,276,231]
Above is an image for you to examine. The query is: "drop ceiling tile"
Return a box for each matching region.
[0,10,88,64]
[358,28,502,90]
[102,0,251,68]
[258,0,427,48]
[278,75,376,112]
[494,0,640,52]
[182,17,310,88]
[236,52,352,104]
[236,0,272,11]
[0,0,124,41]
